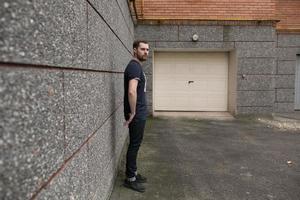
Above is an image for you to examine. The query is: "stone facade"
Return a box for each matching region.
[0,0,133,199]
[1,1,300,200]
[135,23,300,114]
[276,34,300,112]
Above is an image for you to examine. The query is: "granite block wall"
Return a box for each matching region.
[276,34,300,112]
[135,24,277,114]
[0,0,133,199]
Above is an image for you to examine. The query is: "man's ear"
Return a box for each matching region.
[133,48,137,55]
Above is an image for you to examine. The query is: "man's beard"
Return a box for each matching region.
[137,54,147,61]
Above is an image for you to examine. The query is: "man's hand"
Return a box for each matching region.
[124,112,135,127]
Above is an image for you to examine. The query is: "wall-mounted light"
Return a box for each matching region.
[192,34,199,42]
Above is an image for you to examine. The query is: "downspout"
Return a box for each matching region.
[141,0,144,19]
[133,0,139,20]
[129,0,144,23]
[129,0,139,22]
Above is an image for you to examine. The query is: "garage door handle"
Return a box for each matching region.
[188,81,194,84]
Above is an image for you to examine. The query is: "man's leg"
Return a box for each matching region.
[126,119,146,179]
[124,119,146,192]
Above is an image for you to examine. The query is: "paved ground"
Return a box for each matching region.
[110,115,300,200]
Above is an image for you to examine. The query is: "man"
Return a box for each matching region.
[123,40,149,192]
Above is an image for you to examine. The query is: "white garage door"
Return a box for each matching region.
[154,52,228,111]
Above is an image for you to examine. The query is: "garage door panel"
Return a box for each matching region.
[154,52,228,111]
[190,81,208,91]
[155,92,190,97]
[156,96,190,110]
[189,97,208,105]
[156,64,173,74]
[209,80,227,91]
[175,64,189,74]
[156,75,188,81]
[156,80,188,91]
[189,65,207,75]
[191,80,227,91]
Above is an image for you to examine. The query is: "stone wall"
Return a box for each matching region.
[276,34,300,112]
[135,23,281,114]
[0,0,133,199]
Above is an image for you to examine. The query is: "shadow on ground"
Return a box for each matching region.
[110,116,300,200]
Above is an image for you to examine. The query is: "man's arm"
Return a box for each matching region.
[125,79,139,126]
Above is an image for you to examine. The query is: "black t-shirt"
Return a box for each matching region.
[124,59,147,120]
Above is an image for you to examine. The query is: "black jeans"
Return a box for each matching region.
[126,119,146,178]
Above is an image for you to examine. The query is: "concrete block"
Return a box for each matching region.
[64,71,105,114]
[147,105,153,115]
[111,37,133,72]
[237,75,275,90]
[87,6,132,72]
[36,146,89,199]
[64,71,122,158]
[275,103,295,113]
[277,60,296,75]
[148,41,157,48]
[0,0,87,68]
[64,71,124,158]
[277,48,300,61]
[147,91,153,107]
[278,34,300,47]
[179,26,223,41]
[116,0,134,36]
[237,106,273,114]
[275,75,295,89]
[147,42,156,59]
[108,107,127,157]
[64,72,112,113]
[87,7,112,71]
[143,59,153,75]
[111,74,125,107]
[88,127,110,199]
[135,25,178,41]
[155,41,234,50]
[0,67,64,199]
[87,108,127,200]
[93,158,117,200]
[237,91,275,106]
[238,58,276,75]
[146,74,153,92]
[114,0,134,49]
[276,89,295,102]
[112,107,127,161]
[88,0,133,50]
[86,125,111,199]
[236,42,276,58]
[99,109,126,200]
[224,26,276,42]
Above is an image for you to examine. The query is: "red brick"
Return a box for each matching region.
[133,0,299,31]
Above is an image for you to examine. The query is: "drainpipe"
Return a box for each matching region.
[141,0,144,19]
[129,0,139,21]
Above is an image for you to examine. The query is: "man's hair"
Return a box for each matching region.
[133,40,148,49]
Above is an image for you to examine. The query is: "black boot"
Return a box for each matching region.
[135,174,147,183]
[124,179,146,193]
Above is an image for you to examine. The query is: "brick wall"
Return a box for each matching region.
[134,0,300,32]
[135,0,276,20]
[276,0,300,31]
[276,33,300,112]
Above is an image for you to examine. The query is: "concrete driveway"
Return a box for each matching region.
[110,116,300,200]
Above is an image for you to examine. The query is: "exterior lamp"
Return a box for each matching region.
[192,34,199,42]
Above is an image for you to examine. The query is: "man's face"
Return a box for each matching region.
[134,43,149,62]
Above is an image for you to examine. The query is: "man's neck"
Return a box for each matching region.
[132,57,142,65]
